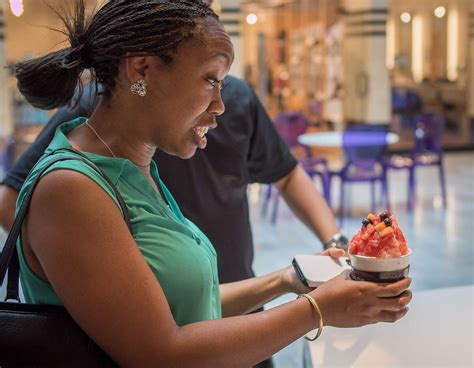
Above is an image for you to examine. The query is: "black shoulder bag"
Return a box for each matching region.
[0,148,127,367]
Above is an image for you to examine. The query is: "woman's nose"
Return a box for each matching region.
[207,89,225,116]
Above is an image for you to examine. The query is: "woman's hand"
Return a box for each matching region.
[311,271,412,328]
[280,247,347,295]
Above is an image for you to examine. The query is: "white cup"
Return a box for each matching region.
[348,249,412,282]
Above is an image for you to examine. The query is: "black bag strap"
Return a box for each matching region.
[0,147,131,301]
[5,247,20,301]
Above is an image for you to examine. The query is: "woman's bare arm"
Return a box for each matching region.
[25,169,412,367]
[219,269,288,317]
[219,247,346,317]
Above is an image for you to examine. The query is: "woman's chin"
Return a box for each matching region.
[160,142,198,160]
[178,146,198,160]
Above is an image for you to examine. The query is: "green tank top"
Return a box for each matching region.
[16,118,221,326]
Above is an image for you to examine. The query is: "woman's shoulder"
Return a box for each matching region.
[27,149,107,185]
[17,150,122,213]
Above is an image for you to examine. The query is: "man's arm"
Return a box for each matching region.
[0,85,99,232]
[0,110,73,232]
[0,185,18,231]
[273,165,340,245]
[239,80,343,248]
[0,120,57,232]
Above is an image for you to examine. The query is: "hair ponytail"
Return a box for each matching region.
[14,49,85,110]
[13,0,92,110]
[13,0,219,109]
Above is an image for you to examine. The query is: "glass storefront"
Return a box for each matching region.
[0,0,472,154]
[241,0,473,149]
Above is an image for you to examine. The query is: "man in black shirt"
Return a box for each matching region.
[0,76,344,367]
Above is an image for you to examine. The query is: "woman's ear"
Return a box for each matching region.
[124,55,149,83]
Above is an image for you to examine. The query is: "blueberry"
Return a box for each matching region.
[379,212,389,221]
[384,218,392,226]
[362,219,370,226]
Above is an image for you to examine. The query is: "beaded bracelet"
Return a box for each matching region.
[297,293,324,341]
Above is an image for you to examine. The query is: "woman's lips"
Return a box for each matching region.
[192,126,209,149]
[192,121,217,150]
[193,126,209,138]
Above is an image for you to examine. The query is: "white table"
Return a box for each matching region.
[297,131,399,147]
[305,285,474,368]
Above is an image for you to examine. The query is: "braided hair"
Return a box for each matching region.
[14,0,218,110]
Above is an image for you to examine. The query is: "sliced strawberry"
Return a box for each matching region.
[366,224,375,234]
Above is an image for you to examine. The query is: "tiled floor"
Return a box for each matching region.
[1,152,473,367]
[250,152,474,367]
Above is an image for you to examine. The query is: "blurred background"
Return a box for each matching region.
[0,0,474,154]
[0,1,472,367]
[0,0,473,162]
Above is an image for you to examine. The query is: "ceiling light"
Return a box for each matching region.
[9,0,24,17]
[246,13,258,25]
[434,6,446,18]
[400,12,411,23]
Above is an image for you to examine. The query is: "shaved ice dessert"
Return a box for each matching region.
[348,211,411,282]
[349,211,409,258]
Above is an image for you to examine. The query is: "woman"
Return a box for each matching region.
[14,1,412,366]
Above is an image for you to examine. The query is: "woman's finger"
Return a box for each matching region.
[320,247,347,258]
[329,247,347,258]
[377,307,409,323]
[376,290,412,311]
[375,278,412,297]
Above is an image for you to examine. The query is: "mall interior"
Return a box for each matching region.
[0,1,473,367]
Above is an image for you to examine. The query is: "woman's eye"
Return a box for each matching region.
[206,78,225,90]
[207,79,217,87]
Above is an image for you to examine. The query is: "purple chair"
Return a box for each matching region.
[330,126,390,225]
[261,112,330,224]
[392,88,422,131]
[386,113,446,210]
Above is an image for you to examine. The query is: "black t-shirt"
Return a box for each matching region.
[2,76,297,283]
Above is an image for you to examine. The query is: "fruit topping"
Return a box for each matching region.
[379,212,390,221]
[348,211,408,258]
[375,222,387,232]
[379,226,394,238]
[367,213,377,223]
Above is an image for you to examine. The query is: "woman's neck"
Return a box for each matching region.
[73,104,156,170]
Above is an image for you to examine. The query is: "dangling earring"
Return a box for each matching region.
[130,79,147,97]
